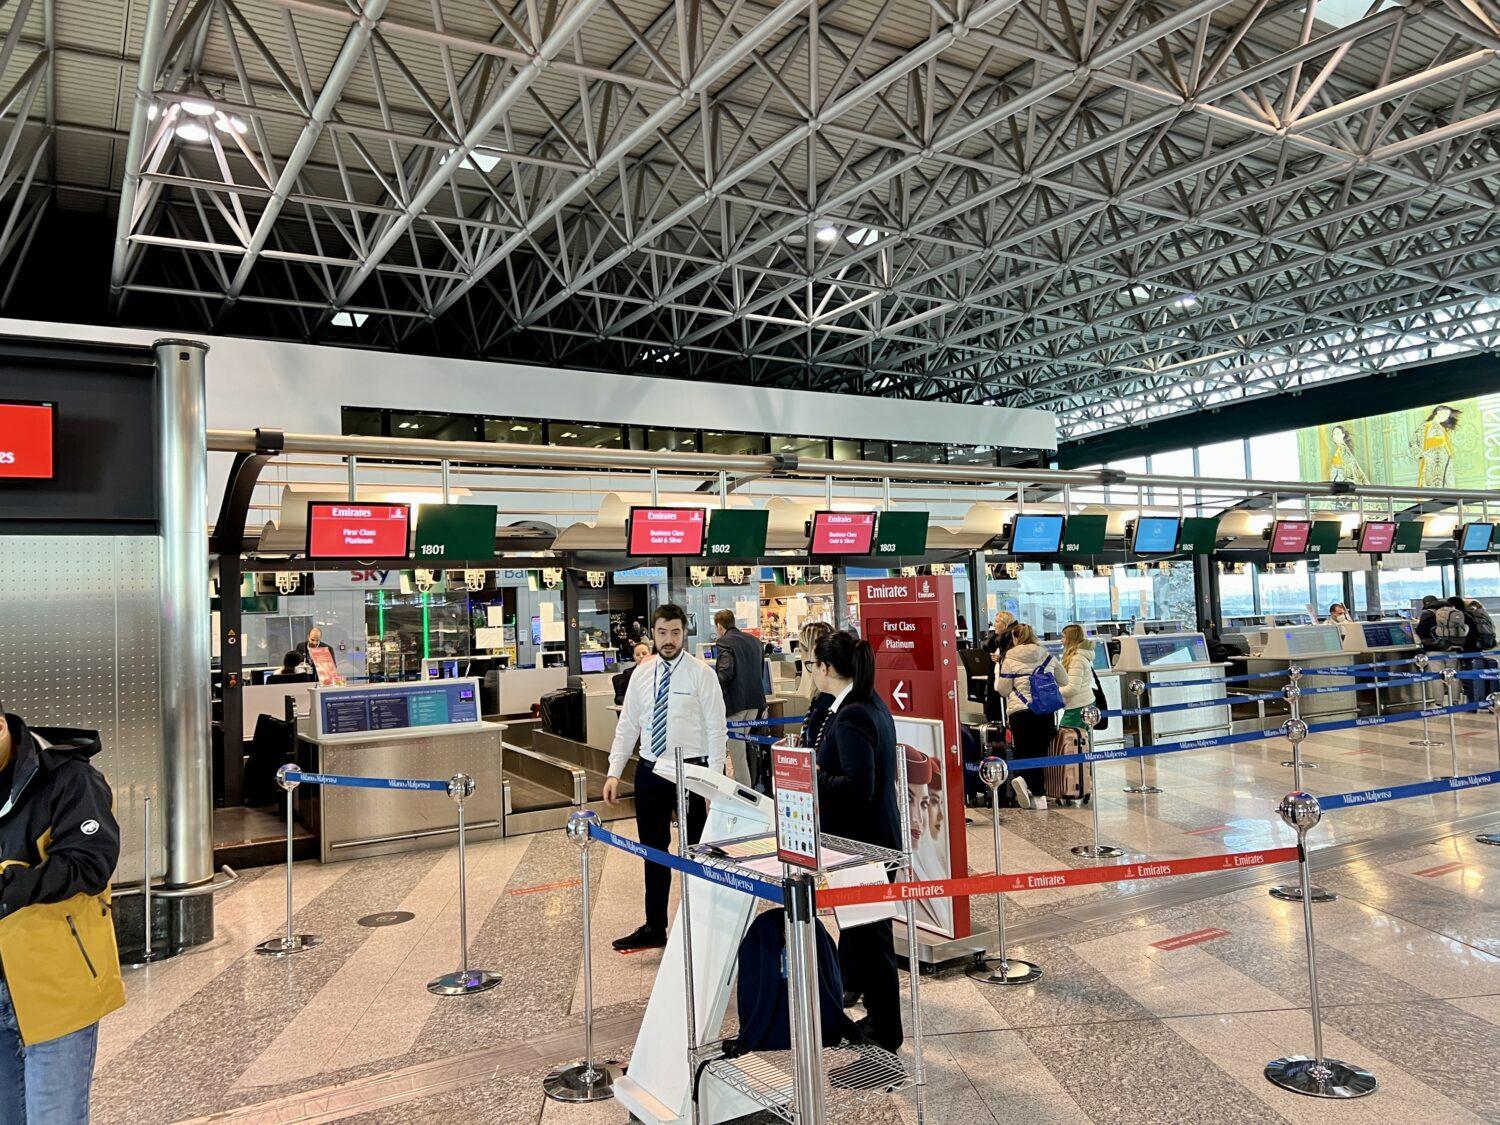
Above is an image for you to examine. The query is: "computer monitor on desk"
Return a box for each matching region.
[580,651,607,674]
[540,650,567,669]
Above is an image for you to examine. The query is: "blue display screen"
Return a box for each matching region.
[1132,517,1180,555]
[1461,522,1494,553]
[1011,514,1065,554]
[319,681,480,736]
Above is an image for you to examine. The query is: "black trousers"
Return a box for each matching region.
[838,919,902,1051]
[633,760,708,932]
[1008,707,1056,791]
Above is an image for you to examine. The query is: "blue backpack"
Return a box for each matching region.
[1026,657,1065,715]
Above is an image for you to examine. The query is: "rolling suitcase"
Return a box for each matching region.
[1044,725,1091,804]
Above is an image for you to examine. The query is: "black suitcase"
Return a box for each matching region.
[540,686,585,741]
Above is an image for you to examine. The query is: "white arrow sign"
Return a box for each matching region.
[892,681,910,710]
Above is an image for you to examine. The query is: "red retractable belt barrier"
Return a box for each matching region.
[816,847,1300,909]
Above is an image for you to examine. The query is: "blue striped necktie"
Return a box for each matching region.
[651,659,674,758]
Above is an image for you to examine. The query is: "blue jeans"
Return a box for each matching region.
[0,979,99,1124]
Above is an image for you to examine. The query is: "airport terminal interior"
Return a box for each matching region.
[1,0,1500,1120]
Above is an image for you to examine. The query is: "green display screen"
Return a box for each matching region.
[872,511,929,556]
[1394,520,1425,552]
[1306,520,1343,555]
[1177,516,1221,554]
[705,509,769,558]
[413,504,497,562]
[1059,513,1107,554]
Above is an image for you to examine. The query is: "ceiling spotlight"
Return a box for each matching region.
[815,225,838,242]
[180,99,216,117]
[215,113,247,135]
[174,122,210,143]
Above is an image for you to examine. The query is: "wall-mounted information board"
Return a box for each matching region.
[413,504,497,561]
[704,508,769,558]
[872,511,929,556]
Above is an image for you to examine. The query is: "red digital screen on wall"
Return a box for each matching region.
[1357,521,1397,554]
[0,401,55,479]
[306,502,411,558]
[1270,519,1311,555]
[627,507,706,556]
[809,511,877,555]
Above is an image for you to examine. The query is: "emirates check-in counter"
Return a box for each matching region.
[1112,632,1231,745]
[1339,619,1422,713]
[1243,623,1357,724]
[295,679,506,862]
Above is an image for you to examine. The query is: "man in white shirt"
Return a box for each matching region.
[603,603,728,951]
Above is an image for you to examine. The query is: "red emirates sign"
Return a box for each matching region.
[0,401,55,479]
[306,502,411,558]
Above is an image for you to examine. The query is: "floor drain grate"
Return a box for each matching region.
[357,910,416,928]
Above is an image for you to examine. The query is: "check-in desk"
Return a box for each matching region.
[1042,640,1126,749]
[296,679,505,863]
[1338,620,1421,714]
[1244,624,1356,725]
[1113,633,1231,744]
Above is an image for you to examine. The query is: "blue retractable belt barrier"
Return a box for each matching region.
[737,733,783,746]
[1141,671,1269,689]
[281,769,451,792]
[725,715,806,730]
[1320,770,1500,811]
[588,823,784,903]
[1104,692,1279,718]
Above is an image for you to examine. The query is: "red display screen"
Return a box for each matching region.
[627,507,706,556]
[0,401,55,480]
[1357,521,1397,553]
[809,511,876,555]
[306,502,411,558]
[1270,519,1311,555]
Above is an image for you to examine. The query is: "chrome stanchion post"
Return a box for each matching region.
[1279,668,1316,771]
[1072,707,1122,860]
[1265,793,1377,1100]
[1270,720,1335,904]
[785,873,827,1125]
[968,757,1042,985]
[1409,651,1442,749]
[1121,679,1161,794]
[428,774,502,995]
[256,765,320,956]
[1442,667,1461,779]
[545,810,621,1101]
[1477,693,1500,847]
[143,795,152,961]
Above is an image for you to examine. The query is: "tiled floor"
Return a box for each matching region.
[94,714,1500,1124]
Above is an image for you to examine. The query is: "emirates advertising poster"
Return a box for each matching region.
[1296,393,1500,492]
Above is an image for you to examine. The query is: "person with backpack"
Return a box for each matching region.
[1048,625,1103,804]
[1415,595,1443,649]
[1466,600,1499,701]
[996,624,1070,810]
[1442,597,1483,702]
[804,630,904,1052]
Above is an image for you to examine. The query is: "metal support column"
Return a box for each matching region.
[832,570,849,631]
[156,339,212,888]
[563,567,582,677]
[968,550,988,641]
[1362,568,1382,616]
[668,557,689,608]
[1193,553,1219,633]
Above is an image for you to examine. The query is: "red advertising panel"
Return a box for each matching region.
[809,511,876,555]
[1270,519,1311,555]
[0,401,55,480]
[1357,521,1396,553]
[857,575,970,940]
[306,502,411,559]
[627,506,706,556]
[771,742,820,869]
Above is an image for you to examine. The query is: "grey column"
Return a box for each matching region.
[832,569,849,631]
[969,550,989,640]
[156,339,212,886]
[1363,568,1382,615]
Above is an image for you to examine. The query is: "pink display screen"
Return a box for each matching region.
[809,511,876,555]
[307,502,410,558]
[1270,520,1311,555]
[1357,521,1396,553]
[627,507,706,556]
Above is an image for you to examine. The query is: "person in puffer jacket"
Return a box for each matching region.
[996,624,1070,809]
[0,701,124,1125]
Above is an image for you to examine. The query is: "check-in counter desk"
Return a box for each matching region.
[1243,624,1356,725]
[295,679,505,863]
[1338,620,1421,714]
[1042,640,1126,749]
[1113,633,1231,745]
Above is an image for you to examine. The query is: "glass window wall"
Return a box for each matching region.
[484,418,544,444]
[554,423,626,448]
[702,430,765,456]
[891,442,945,463]
[390,411,480,441]
[1378,564,1448,616]
[773,435,829,457]
[831,439,861,461]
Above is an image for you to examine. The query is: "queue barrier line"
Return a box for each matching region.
[587,822,785,904]
[815,846,1300,909]
[1105,691,1280,718]
[726,714,807,730]
[280,769,451,793]
[1320,770,1500,811]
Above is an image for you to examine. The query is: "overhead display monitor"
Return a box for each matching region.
[627,506,706,556]
[1356,520,1397,554]
[704,508,769,558]
[0,400,55,480]
[872,511,929,556]
[306,502,411,559]
[413,503,497,561]
[1460,521,1495,554]
[1010,513,1065,554]
[809,511,876,555]
[1269,519,1311,556]
[1131,516,1180,555]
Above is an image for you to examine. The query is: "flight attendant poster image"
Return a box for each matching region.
[857,575,970,940]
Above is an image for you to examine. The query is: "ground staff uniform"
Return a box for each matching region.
[608,653,727,934]
[0,713,124,1125]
